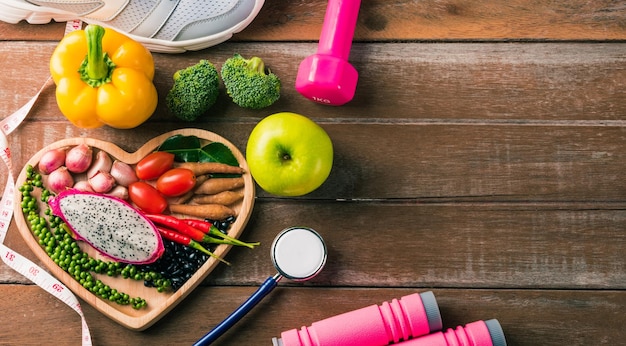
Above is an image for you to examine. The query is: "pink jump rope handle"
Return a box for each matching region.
[395,319,507,346]
[272,292,442,346]
[295,0,361,106]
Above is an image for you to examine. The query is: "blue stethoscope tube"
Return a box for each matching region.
[193,273,283,345]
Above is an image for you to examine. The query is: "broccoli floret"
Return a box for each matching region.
[221,53,281,109]
[166,60,220,121]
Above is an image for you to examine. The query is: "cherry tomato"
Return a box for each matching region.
[156,168,196,197]
[135,152,175,180]
[128,181,168,214]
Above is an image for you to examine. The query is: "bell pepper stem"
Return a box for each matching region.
[79,24,116,87]
[86,25,107,80]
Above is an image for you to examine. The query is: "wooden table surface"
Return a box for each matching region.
[1,1,625,345]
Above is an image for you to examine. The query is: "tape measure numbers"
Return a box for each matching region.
[0,19,92,345]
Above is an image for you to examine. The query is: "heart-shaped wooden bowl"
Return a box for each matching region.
[12,129,255,330]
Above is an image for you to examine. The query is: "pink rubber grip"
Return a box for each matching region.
[273,292,442,346]
[395,320,507,346]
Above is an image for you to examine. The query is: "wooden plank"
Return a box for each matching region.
[2,120,626,202]
[173,202,626,289]
[0,285,623,345]
[1,42,624,123]
[3,201,625,289]
[1,0,625,41]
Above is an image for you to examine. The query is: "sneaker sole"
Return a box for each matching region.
[0,0,265,53]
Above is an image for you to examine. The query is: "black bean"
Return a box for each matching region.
[135,239,211,292]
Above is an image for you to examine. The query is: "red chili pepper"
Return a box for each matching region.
[182,218,214,233]
[156,226,229,265]
[182,218,259,249]
[157,225,189,244]
[147,214,208,243]
[147,214,259,248]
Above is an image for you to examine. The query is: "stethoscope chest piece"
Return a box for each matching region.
[271,227,327,281]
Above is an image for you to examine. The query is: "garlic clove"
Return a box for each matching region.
[110,160,139,187]
[73,180,94,192]
[86,150,113,179]
[106,185,129,200]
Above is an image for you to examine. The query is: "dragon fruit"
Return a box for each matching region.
[48,189,164,264]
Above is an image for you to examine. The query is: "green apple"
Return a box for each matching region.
[246,112,333,196]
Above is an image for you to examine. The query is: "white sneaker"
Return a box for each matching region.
[0,0,264,53]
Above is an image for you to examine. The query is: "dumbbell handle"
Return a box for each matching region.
[317,0,361,60]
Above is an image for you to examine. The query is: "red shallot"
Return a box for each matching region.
[65,144,93,173]
[88,171,116,193]
[47,166,74,194]
[38,148,66,174]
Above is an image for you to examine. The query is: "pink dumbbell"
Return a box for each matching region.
[295,0,361,106]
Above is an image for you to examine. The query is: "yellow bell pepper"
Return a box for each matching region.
[50,24,158,129]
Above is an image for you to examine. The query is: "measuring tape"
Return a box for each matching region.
[0,20,92,345]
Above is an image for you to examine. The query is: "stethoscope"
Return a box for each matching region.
[194,227,328,345]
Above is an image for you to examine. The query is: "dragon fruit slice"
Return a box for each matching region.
[49,189,164,264]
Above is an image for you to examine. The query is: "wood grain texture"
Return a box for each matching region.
[0,1,624,345]
[3,189,625,288]
[1,42,625,202]
[2,42,625,123]
[0,285,623,345]
[3,120,626,202]
[1,0,625,41]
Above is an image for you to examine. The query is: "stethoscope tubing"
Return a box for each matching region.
[193,273,283,346]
